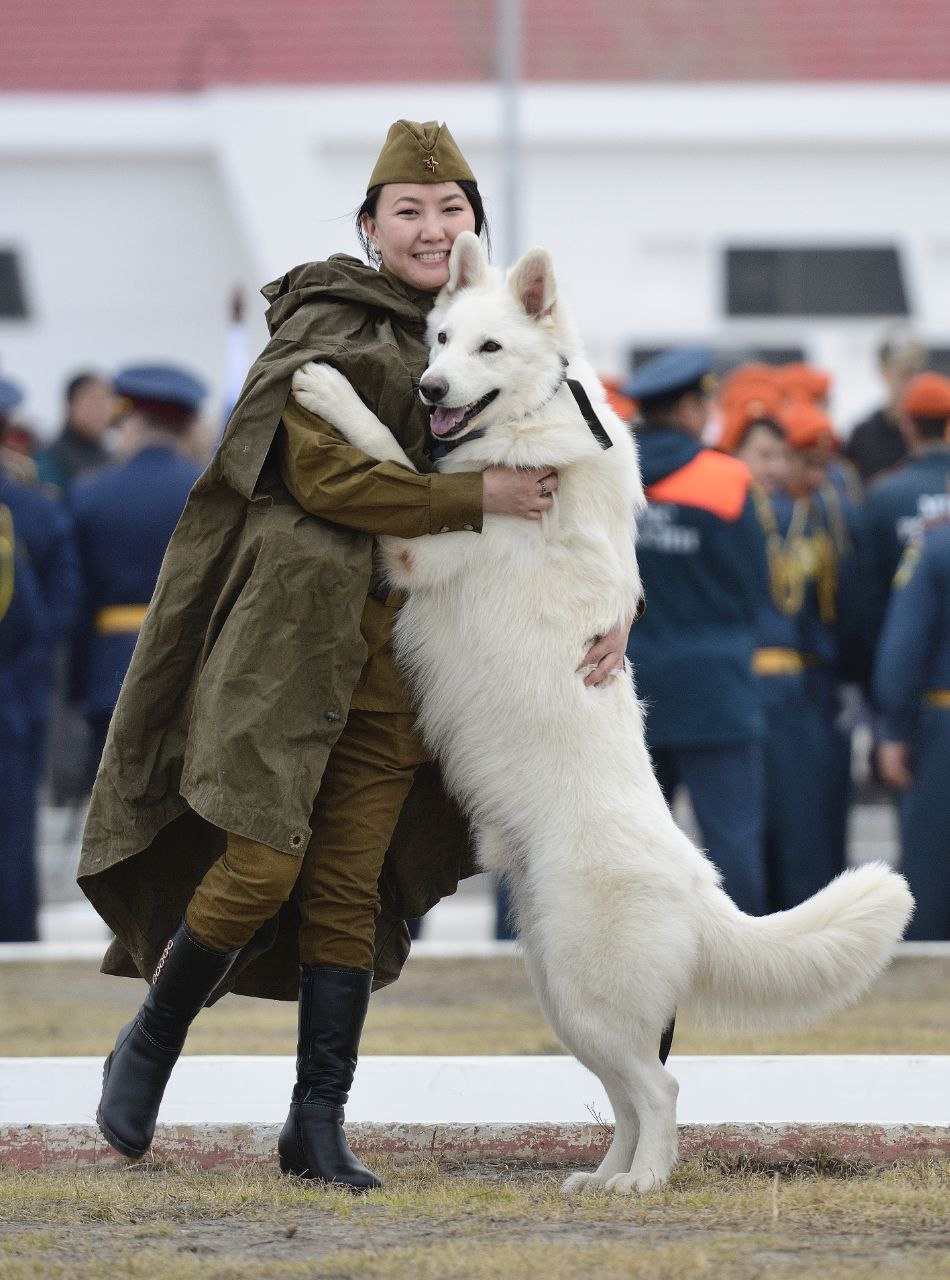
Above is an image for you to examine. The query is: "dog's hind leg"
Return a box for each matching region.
[603,1052,679,1195]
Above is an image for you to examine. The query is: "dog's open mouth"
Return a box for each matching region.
[429,390,499,440]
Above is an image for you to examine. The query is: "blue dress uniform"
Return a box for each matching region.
[0,496,49,940]
[859,445,950,648]
[0,377,81,941]
[752,485,854,909]
[68,366,206,760]
[873,525,950,939]
[624,350,770,915]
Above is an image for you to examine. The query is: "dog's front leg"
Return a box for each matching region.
[379,530,477,592]
[291,362,416,469]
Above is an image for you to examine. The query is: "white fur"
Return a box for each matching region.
[291,232,914,1195]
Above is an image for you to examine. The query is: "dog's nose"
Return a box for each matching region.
[420,376,449,404]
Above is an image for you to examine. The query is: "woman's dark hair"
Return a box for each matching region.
[354,180,491,265]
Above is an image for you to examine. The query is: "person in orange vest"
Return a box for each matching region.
[624,348,770,915]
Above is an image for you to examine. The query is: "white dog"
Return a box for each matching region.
[291,231,913,1196]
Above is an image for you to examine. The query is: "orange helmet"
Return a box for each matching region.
[902,371,950,420]
[717,365,784,453]
[780,399,838,452]
[600,374,636,422]
[776,362,832,405]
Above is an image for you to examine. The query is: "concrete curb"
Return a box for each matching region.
[2,940,949,963]
[3,1123,948,1170]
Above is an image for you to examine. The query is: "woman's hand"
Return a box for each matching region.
[482,466,559,521]
[578,617,634,688]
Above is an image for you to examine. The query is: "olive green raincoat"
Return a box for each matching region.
[78,256,479,1000]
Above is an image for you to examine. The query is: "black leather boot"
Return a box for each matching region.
[278,964,381,1191]
[97,921,240,1160]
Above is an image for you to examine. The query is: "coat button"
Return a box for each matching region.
[290,832,305,849]
[463,524,474,531]
[324,708,342,723]
[439,525,450,533]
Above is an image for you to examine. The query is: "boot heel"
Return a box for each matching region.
[279,1154,307,1177]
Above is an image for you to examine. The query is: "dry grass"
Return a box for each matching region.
[0,1158,947,1279]
[1,955,948,1058]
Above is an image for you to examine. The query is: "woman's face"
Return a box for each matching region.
[363,183,477,292]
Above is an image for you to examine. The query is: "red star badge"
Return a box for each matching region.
[423,155,439,173]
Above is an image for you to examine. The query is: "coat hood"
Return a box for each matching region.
[262,255,435,338]
[636,425,702,487]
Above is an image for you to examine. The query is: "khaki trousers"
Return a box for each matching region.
[185,708,428,970]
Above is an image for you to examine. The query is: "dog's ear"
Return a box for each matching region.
[508,248,556,320]
[445,231,488,295]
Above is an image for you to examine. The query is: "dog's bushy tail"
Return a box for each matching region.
[685,863,913,1032]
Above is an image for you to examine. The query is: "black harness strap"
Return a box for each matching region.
[566,377,613,451]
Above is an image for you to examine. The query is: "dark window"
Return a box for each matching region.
[0,251,28,319]
[725,247,908,317]
[926,348,950,377]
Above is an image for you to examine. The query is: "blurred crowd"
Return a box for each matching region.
[2,333,949,943]
[0,363,210,941]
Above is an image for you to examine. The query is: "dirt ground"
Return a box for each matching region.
[2,953,948,1057]
[0,1157,947,1279]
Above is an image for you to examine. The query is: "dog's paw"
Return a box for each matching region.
[605,1169,666,1196]
[560,1171,604,1197]
[291,361,353,423]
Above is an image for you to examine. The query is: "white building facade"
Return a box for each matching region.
[2,83,950,434]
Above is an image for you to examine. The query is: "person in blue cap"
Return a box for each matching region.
[873,517,950,939]
[69,365,206,764]
[0,373,82,940]
[623,347,770,915]
[859,372,950,655]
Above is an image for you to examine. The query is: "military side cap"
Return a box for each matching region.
[368,119,476,191]
[0,375,24,416]
[902,371,950,420]
[114,364,207,429]
[623,346,714,402]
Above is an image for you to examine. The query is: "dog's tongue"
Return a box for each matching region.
[430,404,468,438]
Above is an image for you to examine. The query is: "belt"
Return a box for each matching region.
[94,604,149,634]
[926,690,950,709]
[753,647,819,676]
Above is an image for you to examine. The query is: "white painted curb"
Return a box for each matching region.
[2,1055,948,1128]
[1,940,947,963]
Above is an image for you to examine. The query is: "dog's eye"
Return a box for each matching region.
[480,340,502,354]
[437,331,447,345]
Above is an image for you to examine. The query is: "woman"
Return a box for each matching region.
[83,120,628,1190]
